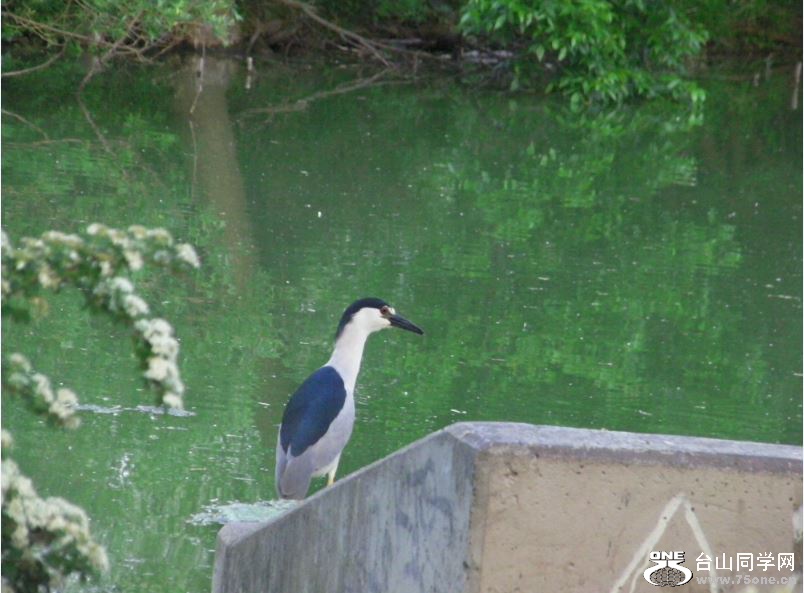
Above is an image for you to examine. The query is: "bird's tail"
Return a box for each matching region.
[277,455,314,500]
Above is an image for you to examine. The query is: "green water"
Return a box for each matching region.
[2,56,801,592]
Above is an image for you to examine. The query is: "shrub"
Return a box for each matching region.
[459,0,708,105]
[1,224,199,592]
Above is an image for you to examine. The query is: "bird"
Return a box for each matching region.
[275,297,423,500]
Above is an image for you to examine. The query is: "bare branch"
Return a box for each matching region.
[277,0,390,66]
[240,69,406,120]
[2,45,67,78]
[4,11,110,48]
[75,94,115,156]
[189,44,207,116]
[78,10,145,92]
[1,109,49,140]
[3,10,149,60]
[4,139,86,147]
[276,0,441,66]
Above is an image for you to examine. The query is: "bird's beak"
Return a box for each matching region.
[389,313,424,335]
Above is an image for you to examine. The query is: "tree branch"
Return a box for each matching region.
[2,45,67,78]
[78,10,145,91]
[278,0,390,65]
[3,10,149,59]
[240,69,405,120]
[4,11,109,48]
[276,0,439,65]
[1,109,49,140]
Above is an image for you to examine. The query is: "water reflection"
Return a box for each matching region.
[175,56,258,291]
[1,57,800,593]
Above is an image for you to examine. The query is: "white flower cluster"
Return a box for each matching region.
[1,429,13,452]
[41,230,84,250]
[92,278,185,408]
[4,354,79,428]
[93,276,151,319]
[134,318,185,409]
[1,456,109,583]
[176,243,201,268]
[85,223,199,272]
[37,263,59,289]
[4,231,86,291]
[1,225,200,306]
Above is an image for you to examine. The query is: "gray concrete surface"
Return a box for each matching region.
[213,423,802,593]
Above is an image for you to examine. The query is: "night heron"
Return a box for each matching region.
[275,297,423,500]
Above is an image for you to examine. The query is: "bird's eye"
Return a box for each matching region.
[380,306,390,316]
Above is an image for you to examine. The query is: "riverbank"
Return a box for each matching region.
[3,0,801,104]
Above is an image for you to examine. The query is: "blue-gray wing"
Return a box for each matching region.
[279,366,346,457]
[276,366,345,499]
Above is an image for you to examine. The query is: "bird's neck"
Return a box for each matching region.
[325,326,371,394]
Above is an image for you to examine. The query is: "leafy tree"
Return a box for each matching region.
[459,0,708,105]
[2,0,239,68]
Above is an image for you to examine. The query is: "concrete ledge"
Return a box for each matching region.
[213,423,802,593]
[448,422,802,472]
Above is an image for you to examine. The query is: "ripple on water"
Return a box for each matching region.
[75,403,197,417]
[188,499,298,526]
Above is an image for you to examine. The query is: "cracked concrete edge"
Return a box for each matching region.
[445,422,803,474]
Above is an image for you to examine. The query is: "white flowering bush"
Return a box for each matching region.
[3,354,80,428]
[1,433,109,592]
[1,224,199,592]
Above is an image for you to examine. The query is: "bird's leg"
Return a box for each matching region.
[326,455,341,487]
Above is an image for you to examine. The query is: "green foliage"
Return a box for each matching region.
[2,0,239,51]
[459,0,708,105]
[3,0,799,110]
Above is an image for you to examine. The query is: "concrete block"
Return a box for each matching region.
[213,423,802,593]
